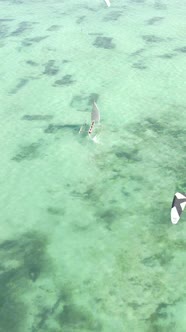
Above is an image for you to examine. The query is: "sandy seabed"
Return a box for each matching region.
[0,0,186,331]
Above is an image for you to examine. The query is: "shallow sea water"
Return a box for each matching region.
[0,0,186,331]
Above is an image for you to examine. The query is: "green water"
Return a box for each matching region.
[0,0,186,331]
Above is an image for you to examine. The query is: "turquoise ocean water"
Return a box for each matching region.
[0,0,186,331]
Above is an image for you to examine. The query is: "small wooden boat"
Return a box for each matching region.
[88,101,100,135]
[79,101,101,143]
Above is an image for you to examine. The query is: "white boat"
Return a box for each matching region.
[104,0,111,7]
[171,192,186,224]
